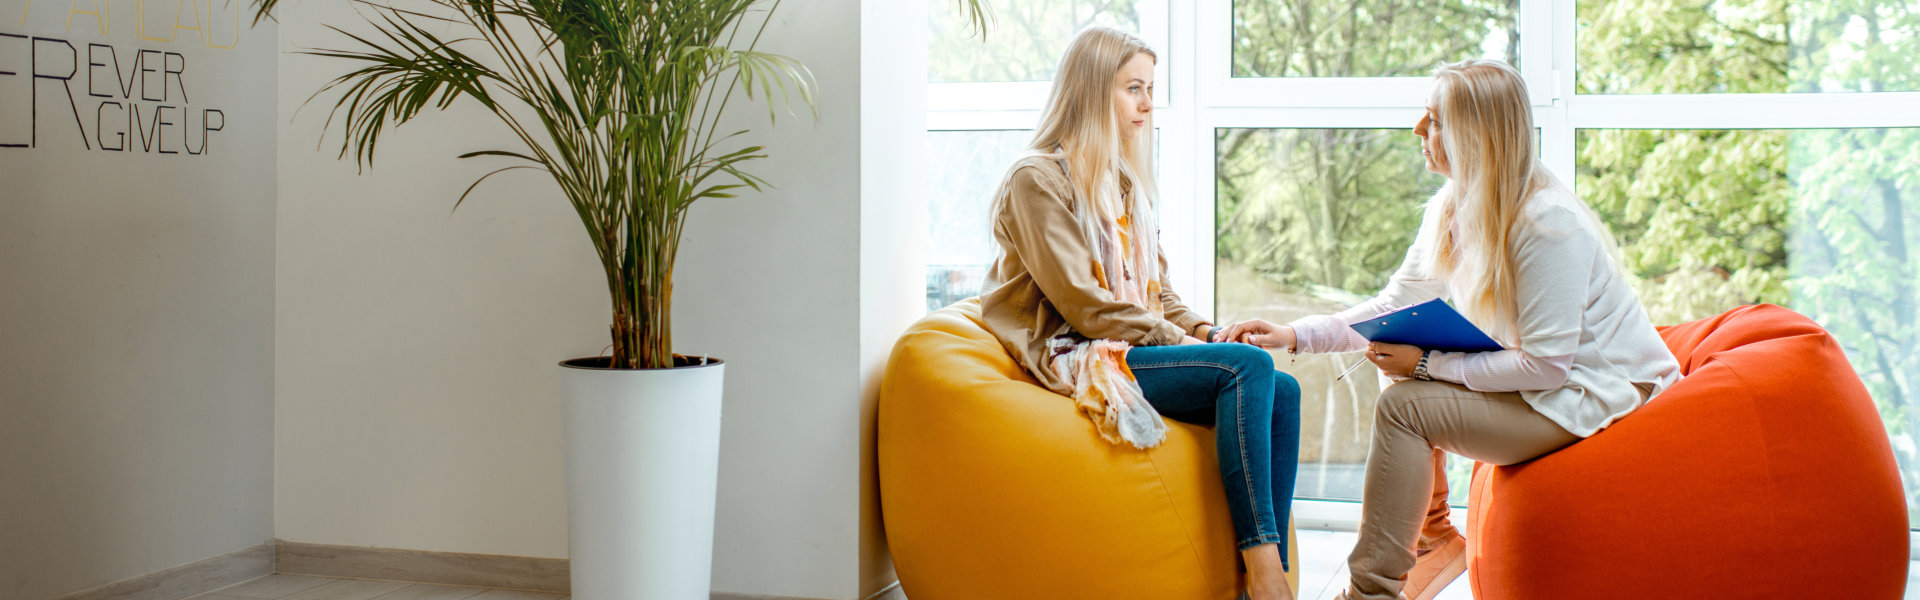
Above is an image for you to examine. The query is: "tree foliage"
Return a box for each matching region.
[1575,0,1920,514]
[1577,128,1791,326]
[929,0,1144,83]
[1217,129,1438,297]
[1234,0,1518,77]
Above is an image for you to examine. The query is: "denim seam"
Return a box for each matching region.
[1236,363,1265,541]
[1236,533,1286,551]
[1129,358,1274,543]
[1128,360,1241,370]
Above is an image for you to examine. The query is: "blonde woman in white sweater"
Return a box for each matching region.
[1223,59,1680,600]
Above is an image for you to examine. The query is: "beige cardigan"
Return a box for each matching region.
[978,155,1211,396]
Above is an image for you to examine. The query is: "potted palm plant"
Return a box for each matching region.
[251,0,989,597]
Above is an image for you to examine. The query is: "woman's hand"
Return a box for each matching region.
[1366,342,1423,378]
[1223,319,1296,350]
[1179,335,1208,346]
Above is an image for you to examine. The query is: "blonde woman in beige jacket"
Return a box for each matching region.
[977,26,1303,600]
[1225,60,1681,600]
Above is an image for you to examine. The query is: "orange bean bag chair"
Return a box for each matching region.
[1466,304,1909,599]
[878,299,1298,600]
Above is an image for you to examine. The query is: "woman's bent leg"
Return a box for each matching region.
[1269,371,1303,541]
[1127,344,1298,559]
[1346,381,1579,600]
[1419,448,1457,549]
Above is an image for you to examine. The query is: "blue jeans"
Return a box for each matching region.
[1127,343,1301,561]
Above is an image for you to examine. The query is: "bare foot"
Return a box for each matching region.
[1241,543,1295,600]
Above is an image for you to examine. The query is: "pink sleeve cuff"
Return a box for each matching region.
[1285,314,1369,354]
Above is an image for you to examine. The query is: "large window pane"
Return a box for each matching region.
[1232,0,1519,78]
[1214,127,1455,502]
[1578,0,1920,94]
[1578,127,1920,523]
[1576,129,1790,323]
[930,0,1164,83]
[926,130,1032,311]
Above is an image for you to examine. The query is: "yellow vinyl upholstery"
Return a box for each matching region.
[878,299,1298,599]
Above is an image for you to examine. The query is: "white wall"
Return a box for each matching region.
[272,0,594,560]
[0,0,279,597]
[274,0,905,598]
[672,0,876,595]
[857,0,928,595]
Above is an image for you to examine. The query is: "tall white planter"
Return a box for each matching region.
[560,358,726,600]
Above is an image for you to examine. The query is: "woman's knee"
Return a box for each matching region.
[1213,343,1275,376]
[1374,379,1472,433]
[1373,380,1435,424]
[1271,370,1301,404]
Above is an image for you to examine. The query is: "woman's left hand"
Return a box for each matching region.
[1366,342,1423,379]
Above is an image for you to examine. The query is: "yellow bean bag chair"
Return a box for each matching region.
[879,299,1298,599]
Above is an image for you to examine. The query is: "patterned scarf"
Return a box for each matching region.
[1045,159,1170,449]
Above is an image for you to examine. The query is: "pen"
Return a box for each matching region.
[1334,356,1366,381]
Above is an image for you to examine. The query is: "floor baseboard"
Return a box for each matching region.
[861,581,906,600]
[704,581,902,600]
[271,540,904,600]
[49,543,272,600]
[272,540,570,593]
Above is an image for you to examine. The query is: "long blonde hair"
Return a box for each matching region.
[1025,26,1160,284]
[1421,59,1547,344]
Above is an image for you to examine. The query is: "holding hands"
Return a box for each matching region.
[1212,320,1426,380]
[1217,319,1296,350]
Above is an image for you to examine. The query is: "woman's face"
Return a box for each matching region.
[1414,103,1451,176]
[1112,53,1154,141]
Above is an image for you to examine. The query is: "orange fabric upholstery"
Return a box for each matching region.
[878,300,1297,600]
[1466,304,1909,599]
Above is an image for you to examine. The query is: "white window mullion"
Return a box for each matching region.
[1206,107,1428,129]
[1161,0,1205,311]
[1188,107,1217,315]
[1568,93,1920,130]
[1139,0,1174,108]
[1553,0,1576,102]
[1195,0,1235,115]
[1521,0,1554,106]
[1215,78,1437,109]
[926,110,1040,132]
[1545,0,1575,181]
[926,82,1051,113]
[1540,108,1576,184]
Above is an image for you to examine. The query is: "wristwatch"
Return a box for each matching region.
[1411,350,1433,381]
[1208,325,1224,343]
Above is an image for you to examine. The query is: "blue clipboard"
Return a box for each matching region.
[1348,298,1505,353]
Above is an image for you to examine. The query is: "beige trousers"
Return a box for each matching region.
[1347,381,1580,600]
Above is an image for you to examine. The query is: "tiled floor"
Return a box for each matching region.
[1299,529,1920,600]
[191,550,1920,600]
[188,575,567,600]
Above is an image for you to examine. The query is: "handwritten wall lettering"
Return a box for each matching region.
[4,0,242,155]
[1,34,225,153]
[15,0,242,50]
